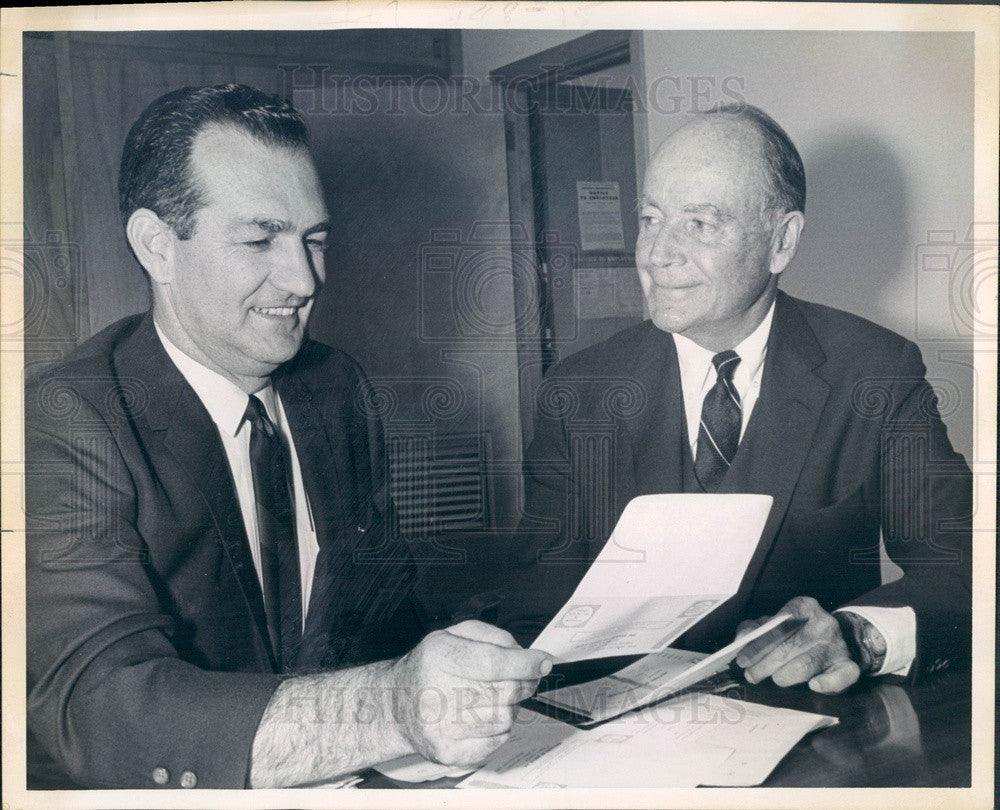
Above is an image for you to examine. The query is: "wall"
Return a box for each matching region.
[635,30,975,461]
[298,81,524,531]
[461,29,587,78]
[23,30,457,352]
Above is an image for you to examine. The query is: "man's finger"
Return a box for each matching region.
[454,705,516,738]
[446,620,519,649]
[736,623,800,669]
[744,627,835,683]
[445,636,552,682]
[808,658,861,694]
[484,678,540,706]
[735,617,766,639]
[450,678,537,710]
[767,644,833,686]
[433,732,511,768]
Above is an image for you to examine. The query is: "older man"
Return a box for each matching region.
[25,84,550,790]
[501,104,971,694]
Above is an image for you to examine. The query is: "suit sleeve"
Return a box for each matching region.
[842,340,973,677]
[25,385,282,789]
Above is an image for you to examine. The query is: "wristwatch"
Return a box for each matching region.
[835,611,888,675]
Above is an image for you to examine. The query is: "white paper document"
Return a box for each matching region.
[530,494,773,662]
[457,696,836,789]
[305,774,364,789]
[536,613,793,724]
[372,753,474,783]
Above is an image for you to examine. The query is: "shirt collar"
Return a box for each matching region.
[671,300,776,387]
[154,321,275,437]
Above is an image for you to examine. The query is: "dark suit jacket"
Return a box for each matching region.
[500,292,972,679]
[25,313,425,789]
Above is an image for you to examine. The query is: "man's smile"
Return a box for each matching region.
[251,305,305,318]
[652,281,702,295]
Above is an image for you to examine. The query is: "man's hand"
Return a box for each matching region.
[390,620,551,767]
[733,596,861,694]
[249,621,548,787]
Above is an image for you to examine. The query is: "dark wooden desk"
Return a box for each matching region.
[360,668,971,789]
[754,669,971,786]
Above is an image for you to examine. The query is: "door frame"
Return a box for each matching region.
[490,31,636,448]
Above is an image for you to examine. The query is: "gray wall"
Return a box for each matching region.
[461,30,586,77]
[300,82,525,529]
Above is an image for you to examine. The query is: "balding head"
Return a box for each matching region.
[635,104,806,350]
[650,105,805,225]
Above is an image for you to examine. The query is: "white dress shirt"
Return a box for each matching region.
[670,302,914,677]
[156,323,319,626]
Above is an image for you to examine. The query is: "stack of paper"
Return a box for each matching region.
[372,754,474,782]
[457,697,836,789]
[370,493,827,789]
[535,614,793,724]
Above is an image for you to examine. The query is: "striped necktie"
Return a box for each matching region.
[694,350,742,492]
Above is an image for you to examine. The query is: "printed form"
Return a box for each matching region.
[535,613,794,724]
[458,697,836,789]
[530,493,774,662]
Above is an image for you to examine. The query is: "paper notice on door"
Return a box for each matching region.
[577,265,645,319]
[577,181,626,252]
[529,493,773,662]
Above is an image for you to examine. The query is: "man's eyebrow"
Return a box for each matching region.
[235,218,289,233]
[683,204,730,220]
[233,218,331,236]
[304,220,332,238]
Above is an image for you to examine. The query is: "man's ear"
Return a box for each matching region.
[125,208,175,284]
[768,210,805,277]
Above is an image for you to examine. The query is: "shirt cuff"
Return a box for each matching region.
[834,605,916,677]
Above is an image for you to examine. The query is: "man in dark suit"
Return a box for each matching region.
[25,84,551,790]
[500,105,971,693]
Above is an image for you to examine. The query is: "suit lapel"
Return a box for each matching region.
[116,314,277,670]
[720,292,831,613]
[626,324,686,497]
[273,371,339,558]
[274,370,354,669]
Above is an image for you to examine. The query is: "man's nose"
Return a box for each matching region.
[271,243,319,298]
[646,222,687,267]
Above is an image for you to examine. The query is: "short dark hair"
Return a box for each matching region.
[118,83,310,239]
[705,102,806,218]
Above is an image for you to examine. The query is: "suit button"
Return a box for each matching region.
[180,770,198,788]
[151,767,170,785]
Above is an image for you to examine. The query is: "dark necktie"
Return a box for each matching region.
[694,350,742,492]
[244,395,302,671]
